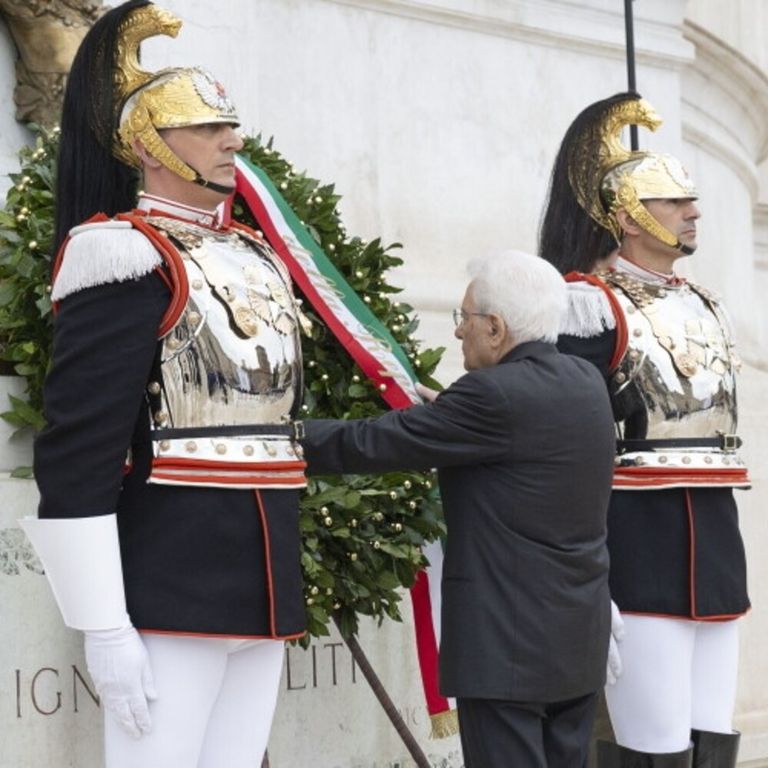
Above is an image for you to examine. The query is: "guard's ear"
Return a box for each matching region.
[616,208,641,235]
[133,139,162,169]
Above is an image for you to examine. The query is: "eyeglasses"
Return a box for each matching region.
[452,308,490,327]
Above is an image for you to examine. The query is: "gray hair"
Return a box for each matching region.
[467,250,566,344]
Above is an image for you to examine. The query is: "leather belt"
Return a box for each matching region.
[152,422,305,441]
[617,434,742,453]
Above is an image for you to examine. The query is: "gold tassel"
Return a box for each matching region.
[429,709,459,739]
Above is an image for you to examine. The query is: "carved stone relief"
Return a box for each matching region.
[0,0,103,127]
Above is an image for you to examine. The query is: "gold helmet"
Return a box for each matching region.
[112,3,240,192]
[568,95,698,254]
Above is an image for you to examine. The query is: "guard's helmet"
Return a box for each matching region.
[54,1,239,251]
[539,93,698,275]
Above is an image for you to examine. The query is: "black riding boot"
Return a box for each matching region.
[690,730,740,768]
[597,740,694,767]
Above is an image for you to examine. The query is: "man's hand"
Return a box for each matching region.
[415,382,440,403]
[606,600,624,686]
[84,624,157,738]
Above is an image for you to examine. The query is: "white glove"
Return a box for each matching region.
[606,600,625,686]
[84,624,157,738]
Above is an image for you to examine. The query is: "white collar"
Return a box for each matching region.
[614,255,683,286]
[137,193,222,229]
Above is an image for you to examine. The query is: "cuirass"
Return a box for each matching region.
[141,216,307,488]
[147,216,302,427]
[607,271,738,441]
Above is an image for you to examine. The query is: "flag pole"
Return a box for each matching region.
[335,616,432,768]
[624,0,639,150]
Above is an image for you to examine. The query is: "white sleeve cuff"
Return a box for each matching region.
[18,514,130,631]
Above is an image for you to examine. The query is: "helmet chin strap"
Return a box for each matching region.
[191,169,235,196]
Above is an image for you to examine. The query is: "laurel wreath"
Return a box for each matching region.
[0,126,446,641]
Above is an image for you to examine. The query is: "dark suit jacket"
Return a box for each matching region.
[302,341,615,702]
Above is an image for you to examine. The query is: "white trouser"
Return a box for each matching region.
[605,615,739,754]
[104,634,284,768]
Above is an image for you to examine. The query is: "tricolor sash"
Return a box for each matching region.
[233,153,457,738]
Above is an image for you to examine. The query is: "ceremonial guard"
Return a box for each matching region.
[539,93,749,768]
[20,2,307,766]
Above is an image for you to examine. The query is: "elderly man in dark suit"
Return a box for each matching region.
[301,249,616,767]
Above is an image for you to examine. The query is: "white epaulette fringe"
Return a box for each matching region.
[51,220,163,302]
[560,281,616,338]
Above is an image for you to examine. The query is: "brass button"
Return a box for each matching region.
[159,440,170,452]
[295,444,304,457]
[658,455,668,464]
[286,446,295,456]
[215,443,227,455]
[185,441,197,453]
[704,456,713,464]
[166,337,180,350]
[234,307,259,335]
[722,457,731,466]
[635,456,645,466]
[243,445,255,457]
[153,411,167,424]
[675,353,698,377]
[147,381,161,395]
[626,305,636,314]
[188,311,201,326]
[633,328,643,337]
[682,456,691,465]
[614,372,626,384]
[192,279,203,290]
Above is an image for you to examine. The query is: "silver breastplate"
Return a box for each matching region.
[607,272,739,441]
[148,217,303,430]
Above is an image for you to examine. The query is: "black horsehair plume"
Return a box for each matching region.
[538,91,640,275]
[53,0,151,255]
